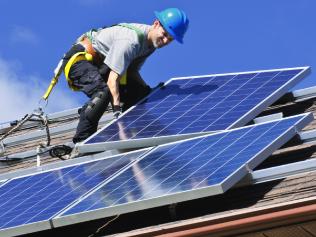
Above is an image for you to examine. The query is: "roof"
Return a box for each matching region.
[0,86,316,237]
[0,107,113,174]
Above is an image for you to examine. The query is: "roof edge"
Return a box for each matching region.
[112,197,316,237]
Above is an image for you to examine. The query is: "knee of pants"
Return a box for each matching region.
[84,90,110,123]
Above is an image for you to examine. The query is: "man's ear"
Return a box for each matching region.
[153,19,160,28]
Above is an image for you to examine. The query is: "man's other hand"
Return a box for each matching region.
[153,82,165,90]
[113,105,122,119]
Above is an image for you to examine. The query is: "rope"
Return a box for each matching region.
[49,145,73,160]
[0,108,51,157]
[0,114,32,142]
[0,108,74,162]
[39,113,51,147]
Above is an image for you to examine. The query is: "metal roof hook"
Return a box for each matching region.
[33,106,45,117]
[38,98,48,113]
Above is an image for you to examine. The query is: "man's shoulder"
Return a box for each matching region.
[111,23,150,41]
[128,23,151,31]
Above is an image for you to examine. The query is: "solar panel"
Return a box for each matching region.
[78,67,310,153]
[0,149,149,236]
[53,113,313,227]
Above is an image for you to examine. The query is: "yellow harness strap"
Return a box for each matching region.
[44,51,127,100]
[42,76,59,100]
[64,52,93,91]
[120,73,127,85]
[64,51,127,90]
[42,59,64,100]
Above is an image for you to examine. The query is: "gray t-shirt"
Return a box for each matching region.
[90,23,155,76]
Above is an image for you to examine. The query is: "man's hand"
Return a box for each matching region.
[153,82,165,90]
[113,105,122,119]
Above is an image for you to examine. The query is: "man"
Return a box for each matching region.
[62,8,189,143]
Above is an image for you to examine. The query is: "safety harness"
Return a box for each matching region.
[64,51,93,91]
[42,24,146,100]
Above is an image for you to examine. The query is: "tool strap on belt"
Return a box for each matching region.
[79,36,97,57]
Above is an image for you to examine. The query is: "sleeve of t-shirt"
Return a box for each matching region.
[104,39,137,76]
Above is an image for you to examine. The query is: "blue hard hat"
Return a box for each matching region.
[154,8,189,44]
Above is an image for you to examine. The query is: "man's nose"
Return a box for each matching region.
[162,36,169,44]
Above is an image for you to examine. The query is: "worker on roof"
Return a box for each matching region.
[62,8,189,143]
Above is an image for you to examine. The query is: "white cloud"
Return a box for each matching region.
[9,25,39,44]
[0,57,80,123]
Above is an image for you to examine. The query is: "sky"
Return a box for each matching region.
[0,0,315,123]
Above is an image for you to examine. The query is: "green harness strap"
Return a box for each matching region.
[117,23,145,43]
[85,24,145,43]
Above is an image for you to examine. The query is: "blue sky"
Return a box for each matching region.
[0,0,315,122]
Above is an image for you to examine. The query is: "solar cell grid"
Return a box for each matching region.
[81,67,309,152]
[0,149,147,232]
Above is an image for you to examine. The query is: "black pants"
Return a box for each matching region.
[64,44,110,143]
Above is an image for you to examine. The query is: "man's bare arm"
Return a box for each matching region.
[107,70,121,106]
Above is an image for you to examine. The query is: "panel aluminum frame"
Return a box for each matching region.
[0,221,51,237]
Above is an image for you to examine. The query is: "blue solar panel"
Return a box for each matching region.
[80,67,310,152]
[0,149,148,233]
[55,113,312,225]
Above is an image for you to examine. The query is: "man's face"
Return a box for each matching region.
[152,20,173,48]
